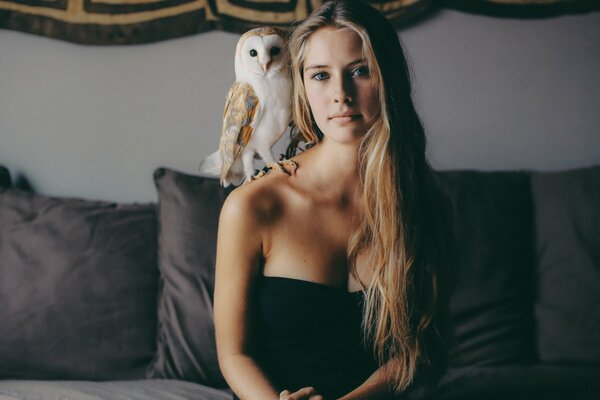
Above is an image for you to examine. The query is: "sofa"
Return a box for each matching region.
[0,163,599,400]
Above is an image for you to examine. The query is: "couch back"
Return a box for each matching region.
[438,171,537,368]
[1,165,598,384]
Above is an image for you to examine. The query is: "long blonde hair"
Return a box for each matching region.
[288,0,455,394]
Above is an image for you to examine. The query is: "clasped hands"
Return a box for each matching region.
[279,386,325,400]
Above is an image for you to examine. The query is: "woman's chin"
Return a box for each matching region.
[322,131,366,145]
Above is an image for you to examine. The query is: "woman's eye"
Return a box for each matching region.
[249,49,258,57]
[311,72,328,81]
[352,66,369,77]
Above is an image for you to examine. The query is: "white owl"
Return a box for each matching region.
[199,26,293,187]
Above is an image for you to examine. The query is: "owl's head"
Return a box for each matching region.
[235,27,288,80]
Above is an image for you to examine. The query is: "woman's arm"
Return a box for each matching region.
[213,188,280,400]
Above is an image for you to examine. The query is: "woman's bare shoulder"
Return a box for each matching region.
[220,167,292,228]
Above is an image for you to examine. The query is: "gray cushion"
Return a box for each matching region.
[0,189,158,379]
[0,379,234,400]
[436,171,536,367]
[0,166,10,188]
[406,365,600,400]
[531,165,600,365]
[147,167,232,387]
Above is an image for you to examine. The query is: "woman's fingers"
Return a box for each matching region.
[279,387,319,399]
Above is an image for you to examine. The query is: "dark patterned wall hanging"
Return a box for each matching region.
[0,0,597,45]
[440,0,599,18]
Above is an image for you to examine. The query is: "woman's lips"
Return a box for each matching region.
[329,112,361,122]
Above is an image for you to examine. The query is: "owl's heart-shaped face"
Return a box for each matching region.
[239,34,287,77]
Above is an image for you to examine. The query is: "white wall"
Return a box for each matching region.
[1,9,599,203]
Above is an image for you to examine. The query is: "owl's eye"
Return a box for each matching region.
[270,47,281,56]
[249,49,258,57]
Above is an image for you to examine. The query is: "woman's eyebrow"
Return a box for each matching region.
[304,58,366,71]
[347,58,366,66]
[304,64,329,71]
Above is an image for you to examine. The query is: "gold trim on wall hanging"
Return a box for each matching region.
[0,0,597,44]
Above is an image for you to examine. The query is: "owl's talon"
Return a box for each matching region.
[280,159,298,170]
[265,162,283,173]
[248,158,298,182]
[265,159,297,176]
[247,167,269,183]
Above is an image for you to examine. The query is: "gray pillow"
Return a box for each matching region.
[436,171,537,367]
[531,165,600,365]
[147,167,232,387]
[0,166,10,188]
[0,189,158,379]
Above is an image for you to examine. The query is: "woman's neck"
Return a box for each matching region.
[293,137,362,200]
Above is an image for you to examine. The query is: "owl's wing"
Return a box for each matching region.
[219,81,259,182]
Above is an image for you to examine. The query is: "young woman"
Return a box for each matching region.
[214,1,456,399]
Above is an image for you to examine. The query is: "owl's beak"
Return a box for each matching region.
[261,62,271,73]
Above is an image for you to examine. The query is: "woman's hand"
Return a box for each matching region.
[279,387,324,400]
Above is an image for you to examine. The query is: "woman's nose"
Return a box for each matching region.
[334,93,352,104]
[333,76,353,104]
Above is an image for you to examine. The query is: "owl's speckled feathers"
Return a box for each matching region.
[199,26,292,187]
[219,81,259,183]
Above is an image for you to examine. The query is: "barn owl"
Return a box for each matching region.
[199,26,294,187]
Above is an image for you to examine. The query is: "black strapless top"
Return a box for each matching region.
[233,275,379,399]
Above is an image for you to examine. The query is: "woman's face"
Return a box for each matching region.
[302,26,379,144]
